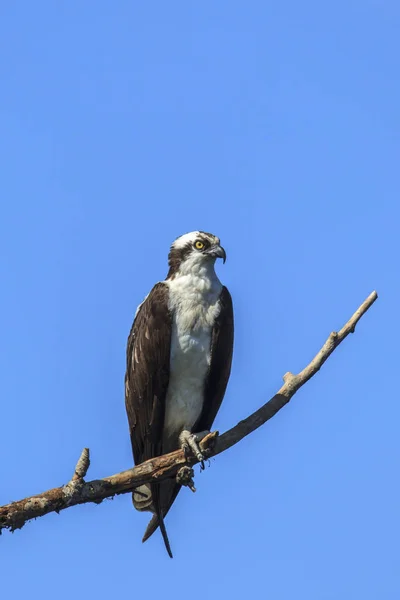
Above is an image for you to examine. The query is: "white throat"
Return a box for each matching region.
[167,255,222,325]
[173,253,220,286]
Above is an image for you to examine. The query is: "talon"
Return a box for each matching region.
[179,429,210,463]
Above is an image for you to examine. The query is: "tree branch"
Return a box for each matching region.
[0,291,378,534]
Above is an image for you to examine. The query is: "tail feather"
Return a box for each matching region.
[143,513,173,558]
[158,512,173,558]
[141,479,181,558]
[142,514,159,542]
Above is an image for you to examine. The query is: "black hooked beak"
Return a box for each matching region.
[207,244,226,263]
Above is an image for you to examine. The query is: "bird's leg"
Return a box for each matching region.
[179,430,210,467]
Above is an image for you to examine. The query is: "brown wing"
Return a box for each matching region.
[125,282,172,466]
[195,286,234,433]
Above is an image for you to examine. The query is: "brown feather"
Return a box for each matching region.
[125,283,171,465]
[125,282,173,555]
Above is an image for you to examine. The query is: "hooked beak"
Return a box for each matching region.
[207,244,226,263]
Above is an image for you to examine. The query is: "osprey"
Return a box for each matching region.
[124,231,234,558]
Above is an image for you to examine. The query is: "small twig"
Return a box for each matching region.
[0,291,378,535]
[71,448,90,481]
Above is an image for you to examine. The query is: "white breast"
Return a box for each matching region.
[164,261,222,436]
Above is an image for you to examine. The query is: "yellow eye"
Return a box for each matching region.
[195,241,204,250]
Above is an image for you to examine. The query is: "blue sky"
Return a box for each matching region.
[0,2,399,598]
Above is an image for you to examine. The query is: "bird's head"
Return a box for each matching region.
[167,231,226,279]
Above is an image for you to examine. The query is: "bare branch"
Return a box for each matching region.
[0,291,378,535]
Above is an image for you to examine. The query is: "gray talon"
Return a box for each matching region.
[179,429,210,463]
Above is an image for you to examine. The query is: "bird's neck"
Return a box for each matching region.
[166,258,222,299]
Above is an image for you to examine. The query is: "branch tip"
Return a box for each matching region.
[199,430,219,454]
[72,448,90,481]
